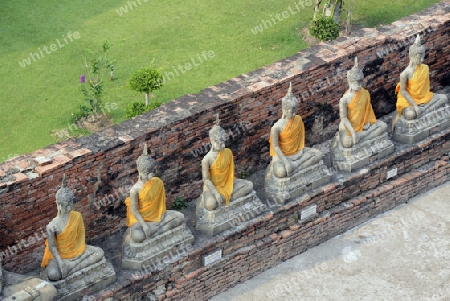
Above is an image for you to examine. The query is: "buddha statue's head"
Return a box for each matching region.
[56,175,73,215]
[137,144,156,178]
[409,35,425,65]
[347,57,364,91]
[281,83,298,119]
[209,114,227,151]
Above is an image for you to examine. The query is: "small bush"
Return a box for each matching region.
[309,15,340,41]
[70,105,91,123]
[172,197,189,210]
[125,101,161,119]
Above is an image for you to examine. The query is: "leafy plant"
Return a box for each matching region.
[309,15,340,41]
[240,171,249,179]
[72,41,116,122]
[129,66,164,105]
[125,101,161,119]
[172,197,189,210]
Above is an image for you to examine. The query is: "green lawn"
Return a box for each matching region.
[0,0,441,161]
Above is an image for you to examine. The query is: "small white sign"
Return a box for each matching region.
[387,167,398,179]
[203,249,222,266]
[301,204,317,221]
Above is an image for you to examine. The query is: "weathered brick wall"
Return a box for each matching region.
[91,128,450,301]
[0,0,449,276]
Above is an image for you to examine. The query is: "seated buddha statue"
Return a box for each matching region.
[41,176,104,281]
[268,84,322,178]
[201,114,254,211]
[337,57,387,148]
[125,144,184,243]
[394,34,448,123]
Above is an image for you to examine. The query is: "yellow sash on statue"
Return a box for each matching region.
[125,177,167,227]
[209,148,234,206]
[41,211,86,268]
[270,115,304,157]
[346,88,377,135]
[396,64,434,114]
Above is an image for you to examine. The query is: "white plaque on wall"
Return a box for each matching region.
[301,204,317,221]
[387,167,398,179]
[203,249,222,266]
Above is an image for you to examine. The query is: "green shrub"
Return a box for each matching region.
[309,15,340,41]
[125,101,161,119]
[70,105,91,123]
[172,197,189,210]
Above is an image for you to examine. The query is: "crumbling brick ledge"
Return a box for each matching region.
[0,1,449,299]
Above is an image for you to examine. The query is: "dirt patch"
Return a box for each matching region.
[80,113,113,132]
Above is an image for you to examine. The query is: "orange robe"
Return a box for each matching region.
[396,64,434,114]
[125,177,167,227]
[41,211,86,268]
[209,148,234,206]
[345,88,377,136]
[269,115,305,157]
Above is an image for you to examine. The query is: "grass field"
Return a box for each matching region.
[0,0,441,161]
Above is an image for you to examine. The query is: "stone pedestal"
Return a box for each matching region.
[122,223,194,270]
[393,105,450,144]
[196,191,266,236]
[41,246,116,301]
[265,161,332,205]
[331,130,395,173]
[2,277,57,301]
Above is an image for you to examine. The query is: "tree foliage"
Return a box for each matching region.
[129,67,164,105]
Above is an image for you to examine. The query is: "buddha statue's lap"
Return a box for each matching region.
[202,178,253,210]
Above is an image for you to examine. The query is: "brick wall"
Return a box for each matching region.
[0,0,449,280]
[92,126,450,301]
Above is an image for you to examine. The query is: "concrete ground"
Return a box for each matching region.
[211,181,450,301]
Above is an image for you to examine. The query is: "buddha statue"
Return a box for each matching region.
[331,58,394,172]
[201,114,254,211]
[265,84,331,203]
[394,34,448,123]
[124,144,184,243]
[196,114,265,235]
[41,176,104,281]
[0,259,57,300]
[268,83,322,178]
[337,57,387,148]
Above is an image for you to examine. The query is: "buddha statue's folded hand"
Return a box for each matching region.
[214,191,225,207]
[142,223,152,237]
[363,123,371,131]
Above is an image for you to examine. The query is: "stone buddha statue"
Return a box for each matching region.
[337,57,387,148]
[265,84,331,203]
[331,58,394,172]
[0,259,57,300]
[268,83,322,178]
[122,144,193,270]
[41,176,104,281]
[392,34,449,144]
[201,114,254,211]
[124,144,184,243]
[394,34,448,122]
[196,114,265,236]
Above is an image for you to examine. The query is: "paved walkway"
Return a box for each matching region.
[212,182,450,301]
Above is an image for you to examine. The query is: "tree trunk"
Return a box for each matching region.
[145,92,150,105]
[324,0,342,23]
[313,0,322,20]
